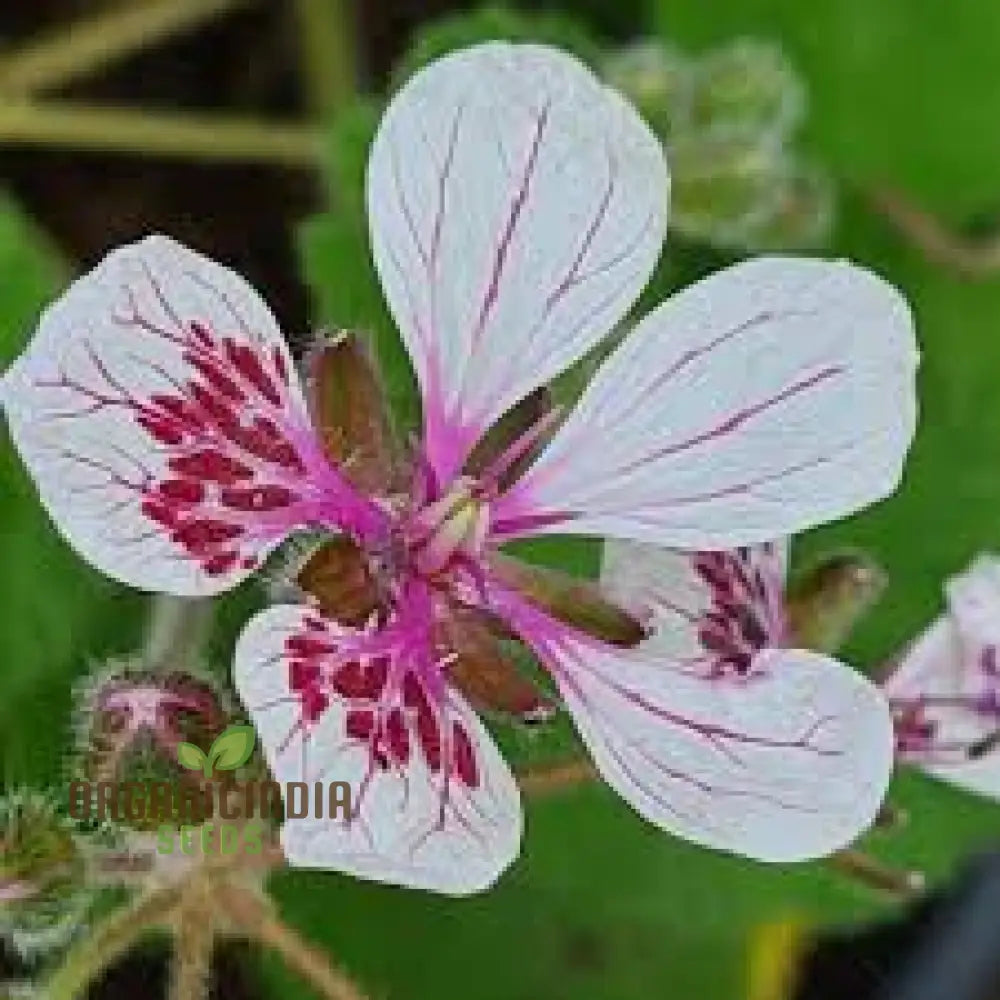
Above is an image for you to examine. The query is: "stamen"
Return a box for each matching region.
[477,405,563,495]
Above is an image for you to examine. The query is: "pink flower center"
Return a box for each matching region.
[405,477,490,578]
[285,597,481,791]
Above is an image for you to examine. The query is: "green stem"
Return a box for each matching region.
[145,595,215,674]
[44,886,182,1000]
[295,0,358,118]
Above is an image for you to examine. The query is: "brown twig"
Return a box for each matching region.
[144,596,215,674]
[868,185,1000,276]
[0,100,322,166]
[518,759,597,796]
[295,0,357,118]
[45,883,184,1000]
[220,884,370,1000]
[520,759,920,900]
[0,0,252,97]
[169,884,215,1000]
[827,848,925,900]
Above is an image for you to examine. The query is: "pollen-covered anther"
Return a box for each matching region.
[408,479,490,577]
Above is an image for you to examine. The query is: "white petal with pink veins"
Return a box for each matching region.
[367,42,668,478]
[1,236,380,595]
[887,617,1000,797]
[600,540,788,676]
[884,617,967,708]
[886,554,1000,799]
[946,553,1000,652]
[532,628,893,861]
[500,257,918,549]
[233,604,523,895]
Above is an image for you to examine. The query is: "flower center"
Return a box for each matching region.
[407,477,490,578]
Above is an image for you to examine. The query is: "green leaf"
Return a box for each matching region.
[388,6,603,91]
[206,726,256,772]
[0,196,148,787]
[175,742,207,772]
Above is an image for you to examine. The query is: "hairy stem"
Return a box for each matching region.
[295,0,357,117]
[0,101,321,165]
[828,848,925,900]
[144,595,215,673]
[169,885,215,1000]
[518,759,597,796]
[220,885,369,1000]
[0,0,252,97]
[45,885,182,1000]
[868,185,1000,276]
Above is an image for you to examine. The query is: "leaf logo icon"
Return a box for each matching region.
[176,726,256,778]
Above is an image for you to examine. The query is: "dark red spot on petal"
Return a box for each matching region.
[137,414,184,446]
[185,351,246,403]
[189,321,214,346]
[224,420,304,474]
[332,659,388,700]
[187,382,241,435]
[693,553,732,594]
[168,450,253,485]
[300,686,329,724]
[386,708,410,765]
[452,722,479,788]
[203,550,240,576]
[273,347,289,385]
[141,499,178,528]
[150,394,205,433]
[172,519,245,552]
[403,674,441,772]
[224,338,281,405]
[220,484,298,512]
[289,659,320,691]
[346,709,374,741]
[158,478,205,504]
[285,636,334,658]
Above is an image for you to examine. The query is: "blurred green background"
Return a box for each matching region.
[3,1,1000,998]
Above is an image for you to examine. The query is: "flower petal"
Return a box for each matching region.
[233,604,522,895]
[886,616,1000,798]
[366,42,668,479]
[2,236,383,595]
[945,552,1000,653]
[498,257,918,548]
[886,616,984,746]
[600,540,788,676]
[537,633,894,861]
[885,554,1000,798]
[924,750,1000,801]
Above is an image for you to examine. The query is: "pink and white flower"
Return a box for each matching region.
[2,44,918,894]
[885,554,1000,799]
[600,541,894,860]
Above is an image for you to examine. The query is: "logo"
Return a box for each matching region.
[67,725,353,858]
[175,725,256,778]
